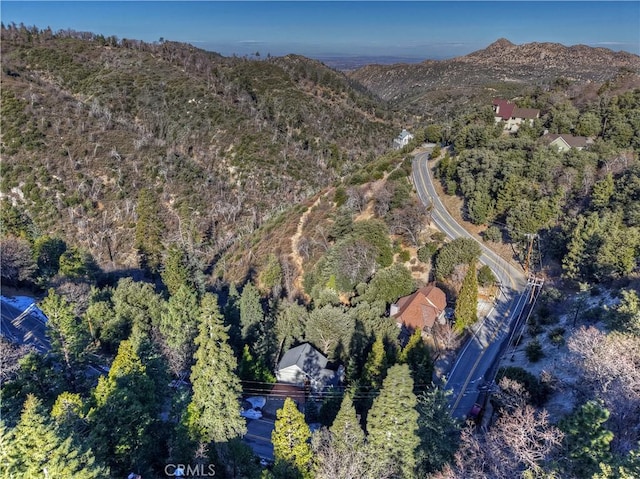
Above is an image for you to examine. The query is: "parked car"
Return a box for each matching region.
[245,396,266,410]
[241,408,263,420]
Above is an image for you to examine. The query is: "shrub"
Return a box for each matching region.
[548,327,565,346]
[417,242,438,263]
[398,249,411,263]
[477,265,496,287]
[434,238,481,281]
[483,225,502,243]
[525,339,544,362]
[496,366,549,406]
[334,186,347,207]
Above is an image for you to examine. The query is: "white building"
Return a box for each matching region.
[393,129,414,149]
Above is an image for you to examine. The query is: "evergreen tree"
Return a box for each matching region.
[51,391,85,438]
[88,340,159,476]
[160,284,200,377]
[3,394,107,478]
[275,299,308,356]
[434,238,481,281]
[113,278,164,332]
[0,352,64,426]
[560,400,614,478]
[239,281,264,341]
[33,235,66,281]
[607,289,640,335]
[363,334,388,391]
[592,173,615,209]
[134,188,164,274]
[454,261,478,333]
[41,288,91,371]
[187,293,246,443]
[223,282,242,351]
[272,397,313,479]
[415,387,461,475]
[306,304,355,359]
[366,364,420,479]
[315,394,369,479]
[238,344,276,383]
[259,253,283,294]
[362,263,415,305]
[329,393,365,453]
[399,329,433,390]
[161,244,195,297]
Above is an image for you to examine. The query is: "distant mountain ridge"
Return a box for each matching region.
[348,38,640,112]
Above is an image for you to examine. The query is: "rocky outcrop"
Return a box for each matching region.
[349,38,640,109]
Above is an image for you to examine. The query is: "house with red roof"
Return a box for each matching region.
[492,98,540,132]
[390,284,447,333]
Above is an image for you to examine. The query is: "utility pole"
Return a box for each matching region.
[526,273,544,303]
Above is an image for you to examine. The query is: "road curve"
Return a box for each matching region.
[412,150,528,418]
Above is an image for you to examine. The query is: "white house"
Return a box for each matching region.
[275,343,339,391]
[393,129,414,149]
[492,99,540,132]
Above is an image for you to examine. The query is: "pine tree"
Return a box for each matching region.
[329,393,365,453]
[591,173,615,209]
[415,387,461,475]
[239,281,264,341]
[561,400,614,478]
[41,288,91,371]
[4,394,107,478]
[399,328,433,391]
[363,334,388,390]
[134,188,164,274]
[88,340,158,475]
[315,394,369,479]
[272,397,313,479]
[160,284,200,377]
[454,260,479,333]
[161,244,192,296]
[366,364,420,478]
[187,293,246,443]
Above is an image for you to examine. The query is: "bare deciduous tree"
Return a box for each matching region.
[346,187,366,213]
[566,326,640,453]
[388,199,429,246]
[437,406,563,479]
[0,236,36,286]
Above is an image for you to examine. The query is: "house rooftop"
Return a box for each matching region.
[392,284,447,330]
[546,133,590,148]
[277,343,328,371]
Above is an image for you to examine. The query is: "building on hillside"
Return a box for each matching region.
[390,284,447,334]
[544,133,592,152]
[393,128,414,149]
[275,343,341,391]
[492,98,540,132]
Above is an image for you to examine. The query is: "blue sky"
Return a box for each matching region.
[2,1,639,59]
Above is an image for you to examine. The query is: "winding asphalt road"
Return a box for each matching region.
[412,150,529,418]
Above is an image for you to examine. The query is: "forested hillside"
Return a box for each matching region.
[429,82,640,284]
[0,23,396,277]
